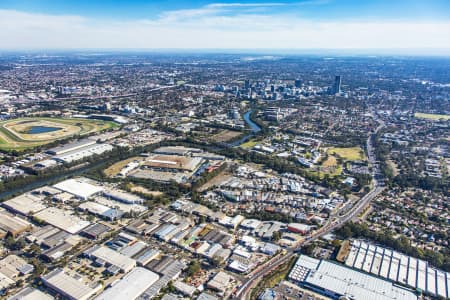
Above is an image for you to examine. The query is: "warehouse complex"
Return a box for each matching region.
[40,138,114,165]
[0,255,34,293]
[344,240,450,299]
[33,207,91,234]
[47,139,97,155]
[41,269,102,300]
[128,146,211,183]
[7,287,54,300]
[83,245,136,273]
[2,193,47,216]
[95,267,159,300]
[0,210,32,237]
[289,255,418,300]
[53,178,104,200]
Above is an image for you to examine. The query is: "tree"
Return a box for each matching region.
[30,244,42,255]
[272,231,281,241]
[186,260,201,277]
[4,236,26,250]
[302,244,315,255]
[30,258,45,276]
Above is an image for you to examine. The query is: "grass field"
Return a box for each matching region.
[311,165,343,179]
[0,117,118,151]
[327,147,366,161]
[414,112,450,120]
[210,129,242,142]
[317,155,342,177]
[322,155,337,167]
[240,139,259,149]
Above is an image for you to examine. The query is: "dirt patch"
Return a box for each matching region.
[104,156,143,177]
[128,184,163,197]
[210,130,242,142]
[197,171,232,192]
[336,240,351,262]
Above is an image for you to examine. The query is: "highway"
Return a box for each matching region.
[234,112,386,300]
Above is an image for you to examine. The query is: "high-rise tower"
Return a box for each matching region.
[333,75,341,94]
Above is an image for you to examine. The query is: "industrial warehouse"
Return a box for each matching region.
[95,267,159,300]
[128,146,208,183]
[344,240,450,299]
[27,138,114,169]
[41,268,102,300]
[289,255,418,300]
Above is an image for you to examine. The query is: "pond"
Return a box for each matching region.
[26,126,62,134]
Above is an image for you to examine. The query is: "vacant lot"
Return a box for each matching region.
[414,112,450,120]
[327,147,366,161]
[126,183,163,197]
[0,117,117,151]
[104,156,143,177]
[210,129,242,142]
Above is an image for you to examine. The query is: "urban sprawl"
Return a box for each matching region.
[0,53,448,300]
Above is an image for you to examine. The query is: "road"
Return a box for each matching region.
[234,112,386,299]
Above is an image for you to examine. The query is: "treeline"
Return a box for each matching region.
[336,222,450,272]
[206,122,245,132]
[243,210,293,224]
[393,174,449,196]
[192,162,227,191]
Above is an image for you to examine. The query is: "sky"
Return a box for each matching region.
[0,0,449,53]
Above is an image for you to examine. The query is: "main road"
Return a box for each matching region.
[234,111,386,300]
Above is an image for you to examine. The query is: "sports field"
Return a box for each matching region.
[0,117,117,151]
[414,112,450,121]
[327,147,366,161]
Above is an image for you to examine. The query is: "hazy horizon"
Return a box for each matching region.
[0,0,449,53]
[1,48,449,57]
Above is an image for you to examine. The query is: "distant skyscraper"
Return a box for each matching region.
[295,79,301,88]
[332,75,341,94]
[244,79,250,90]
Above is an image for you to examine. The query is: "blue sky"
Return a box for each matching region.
[0,0,449,51]
[1,0,449,20]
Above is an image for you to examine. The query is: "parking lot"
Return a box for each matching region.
[274,281,331,300]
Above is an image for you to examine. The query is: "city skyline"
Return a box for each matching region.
[0,0,449,53]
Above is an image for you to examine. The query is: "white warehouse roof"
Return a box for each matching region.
[7,287,54,300]
[95,267,159,300]
[85,245,136,273]
[289,255,417,300]
[33,207,90,234]
[53,178,103,200]
[41,269,101,300]
[2,193,47,215]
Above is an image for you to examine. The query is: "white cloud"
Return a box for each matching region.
[207,3,287,8]
[0,8,449,51]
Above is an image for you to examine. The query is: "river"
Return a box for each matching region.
[0,161,103,201]
[228,110,262,147]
